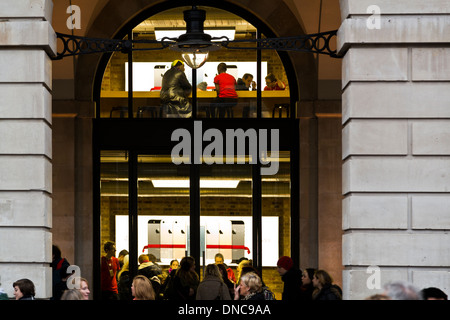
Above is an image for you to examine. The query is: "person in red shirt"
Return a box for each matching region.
[264,73,286,91]
[101,241,121,300]
[211,63,238,118]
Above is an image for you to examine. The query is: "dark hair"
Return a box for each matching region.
[216,263,229,283]
[217,62,227,72]
[176,256,199,285]
[265,73,277,82]
[242,73,253,80]
[103,241,115,252]
[305,268,316,280]
[179,256,195,271]
[147,253,157,263]
[13,279,35,297]
[52,245,62,259]
[421,287,448,300]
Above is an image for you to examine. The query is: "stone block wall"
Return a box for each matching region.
[0,0,55,299]
[339,0,450,299]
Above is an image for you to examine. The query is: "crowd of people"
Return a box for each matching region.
[3,243,448,301]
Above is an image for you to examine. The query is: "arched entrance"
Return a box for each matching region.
[74,0,318,300]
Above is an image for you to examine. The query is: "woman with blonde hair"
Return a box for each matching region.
[233,271,265,300]
[131,275,155,300]
[118,254,132,300]
[61,289,84,300]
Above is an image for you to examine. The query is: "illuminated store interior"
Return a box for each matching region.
[93,5,299,298]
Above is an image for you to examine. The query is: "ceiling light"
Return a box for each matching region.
[163,6,230,69]
[181,51,209,69]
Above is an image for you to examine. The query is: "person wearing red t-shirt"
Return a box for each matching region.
[101,241,121,300]
[264,73,286,91]
[211,63,238,118]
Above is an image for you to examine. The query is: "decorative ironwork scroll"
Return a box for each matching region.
[221,30,340,58]
[52,32,171,60]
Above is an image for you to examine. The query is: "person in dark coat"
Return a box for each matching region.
[300,268,316,300]
[160,60,192,117]
[165,256,199,301]
[51,245,70,300]
[236,73,256,91]
[276,256,303,301]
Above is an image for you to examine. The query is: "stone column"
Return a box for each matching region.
[339,0,450,299]
[0,0,55,299]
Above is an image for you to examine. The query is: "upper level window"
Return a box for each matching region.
[99,6,290,119]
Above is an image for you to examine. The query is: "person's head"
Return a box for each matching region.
[217,62,227,73]
[138,254,149,264]
[383,281,422,300]
[13,279,35,300]
[312,270,333,289]
[276,256,294,276]
[239,272,262,296]
[172,59,185,71]
[61,289,84,300]
[52,245,62,260]
[421,287,448,300]
[79,278,90,300]
[265,73,278,88]
[147,254,157,263]
[236,258,252,279]
[301,268,316,285]
[118,249,128,261]
[170,259,179,270]
[242,73,254,87]
[131,275,155,300]
[214,253,224,265]
[66,276,90,300]
[103,241,116,257]
[216,263,229,282]
[205,264,222,280]
[118,254,129,279]
[179,256,196,272]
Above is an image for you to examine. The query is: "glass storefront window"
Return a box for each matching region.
[137,155,190,269]
[99,150,129,298]
[200,163,252,282]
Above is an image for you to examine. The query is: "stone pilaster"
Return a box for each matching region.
[339,0,450,299]
[0,0,55,299]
